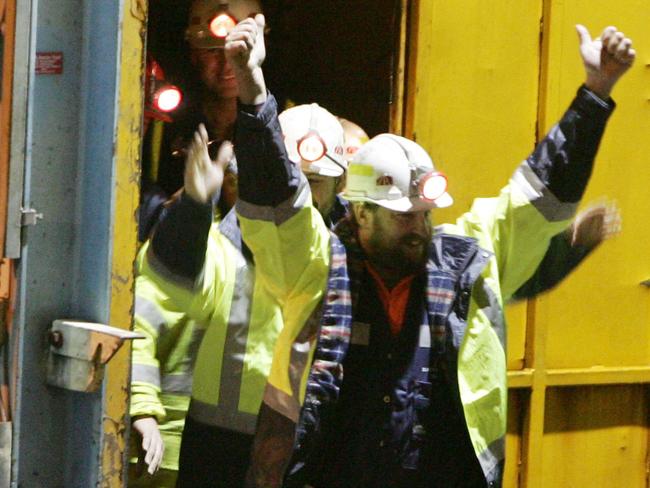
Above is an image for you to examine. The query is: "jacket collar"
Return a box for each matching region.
[429,233,490,282]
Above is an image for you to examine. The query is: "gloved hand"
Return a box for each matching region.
[184,123,232,204]
[132,416,164,475]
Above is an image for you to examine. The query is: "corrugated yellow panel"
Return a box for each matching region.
[542,386,648,487]
[409,1,543,370]
[535,1,650,369]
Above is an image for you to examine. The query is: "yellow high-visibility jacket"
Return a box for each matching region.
[140,206,283,435]
[234,87,615,484]
[130,263,202,474]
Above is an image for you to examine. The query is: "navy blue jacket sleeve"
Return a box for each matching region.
[511,231,591,301]
[150,193,213,281]
[234,94,302,207]
[528,85,615,203]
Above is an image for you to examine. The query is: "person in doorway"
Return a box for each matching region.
[139,56,184,243]
[128,3,262,485]
[140,97,352,485]
[128,56,195,488]
[149,0,262,199]
[223,16,635,487]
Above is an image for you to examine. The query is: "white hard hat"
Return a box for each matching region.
[337,117,369,164]
[343,134,453,212]
[279,104,346,178]
[186,0,262,49]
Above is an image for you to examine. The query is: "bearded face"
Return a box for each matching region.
[357,205,432,279]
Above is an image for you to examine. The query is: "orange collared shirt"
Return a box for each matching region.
[365,262,415,336]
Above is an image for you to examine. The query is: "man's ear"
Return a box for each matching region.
[335,173,346,194]
[352,203,372,230]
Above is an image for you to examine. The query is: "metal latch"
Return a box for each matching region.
[46,320,144,392]
[20,207,43,226]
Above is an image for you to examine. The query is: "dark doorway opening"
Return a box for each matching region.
[144,0,400,196]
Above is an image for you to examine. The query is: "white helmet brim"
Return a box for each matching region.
[345,192,453,212]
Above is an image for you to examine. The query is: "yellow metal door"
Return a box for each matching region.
[404,1,650,486]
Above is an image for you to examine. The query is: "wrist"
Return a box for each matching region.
[584,76,615,100]
[184,188,210,205]
[234,66,267,105]
[132,415,158,427]
[181,189,217,209]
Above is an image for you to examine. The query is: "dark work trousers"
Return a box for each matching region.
[176,415,253,487]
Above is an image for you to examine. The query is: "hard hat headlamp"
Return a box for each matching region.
[295,129,346,174]
[294,104,346,174]
[297,131,327,162]
[209,12,237,38]
[416,170,448,202]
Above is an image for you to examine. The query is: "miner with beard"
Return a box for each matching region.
[224,15,634,487]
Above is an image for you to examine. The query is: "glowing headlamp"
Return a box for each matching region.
[209,12,237,38]
[153,85,183,113]
[297,131,327,162]
[416,171,448,202]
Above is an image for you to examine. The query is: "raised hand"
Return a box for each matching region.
[577,25,636,99]
[570,199,621,249]
[184,123,232,204]
[224,14,267,105]
[225,14,266,74]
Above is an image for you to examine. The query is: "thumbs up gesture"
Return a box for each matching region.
[576,24,635,99]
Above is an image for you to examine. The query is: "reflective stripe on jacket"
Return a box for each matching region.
[141,205,283,435]
[130,251,205,471]
[234,87,615,485]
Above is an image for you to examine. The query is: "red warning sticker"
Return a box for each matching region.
[36,52,63,75]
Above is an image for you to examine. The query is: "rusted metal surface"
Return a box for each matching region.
[0,0,16,256]
[99,0,145,484]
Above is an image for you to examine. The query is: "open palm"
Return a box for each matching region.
[184,124,231,204]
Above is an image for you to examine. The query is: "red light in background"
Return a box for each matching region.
[154,86,182,113]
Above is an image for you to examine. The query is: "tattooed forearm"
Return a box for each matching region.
[246,402,297,488]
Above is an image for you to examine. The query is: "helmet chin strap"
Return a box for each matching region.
[324,153,347,172]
